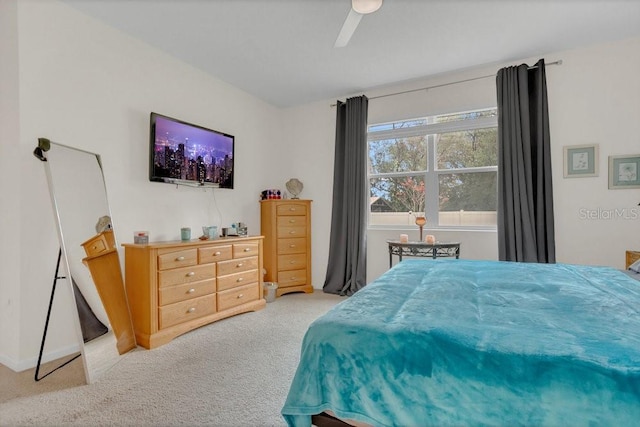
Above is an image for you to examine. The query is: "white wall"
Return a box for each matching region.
[0,0,21,368]
[283,36,640,284]
[548,37,640,267]
[2,0,284,371]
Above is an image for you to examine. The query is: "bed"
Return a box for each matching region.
[281,259,640,426]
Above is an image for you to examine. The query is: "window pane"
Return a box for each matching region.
[368,118,427,133]
[434,109,497,124]
[439,172,497,226]
[369,136,427,174]
[436,128,497,169]
[367,107,498,228]
[370,176,426,225]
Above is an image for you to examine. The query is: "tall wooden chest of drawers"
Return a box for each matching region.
[123,236,265,349]
[260,199,313,297]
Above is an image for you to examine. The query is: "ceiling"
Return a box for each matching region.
[62,0,640,108]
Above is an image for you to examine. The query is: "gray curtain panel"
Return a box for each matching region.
[323,95,368,295]
[496,59,556,263]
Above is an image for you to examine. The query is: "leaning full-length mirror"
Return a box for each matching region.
[40,140,136,383]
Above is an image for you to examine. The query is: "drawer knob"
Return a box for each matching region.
[289,219,295,223]
[289,244,296,248]
[186,272,195,277]
[187,288,195,294]
[236,262,243,267]
[187,307,196,313]
[243,248,251,252]
[214,251,221,256]
[176,256,185,261]
[289,208,295,211]
[237,294,244,299]
[237,277,244,282]
[290,260,296,264]
[290,277,297,280]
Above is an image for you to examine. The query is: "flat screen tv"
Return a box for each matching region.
[149,112,234,189]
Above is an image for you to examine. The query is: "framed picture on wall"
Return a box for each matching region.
[608,154,640,189]
[563,144,598,178]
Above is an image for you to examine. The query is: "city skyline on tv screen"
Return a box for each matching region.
[151,114,234,188]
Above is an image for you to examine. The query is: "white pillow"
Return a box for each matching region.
[629,258,640,273]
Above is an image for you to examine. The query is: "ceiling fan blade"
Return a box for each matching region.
[334,8,363,48]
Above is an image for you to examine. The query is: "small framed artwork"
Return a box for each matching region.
[563,144,598,178]
[609,154,640,189]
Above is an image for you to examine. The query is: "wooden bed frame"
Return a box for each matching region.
[312,411,371,427]
[626,250,640,269]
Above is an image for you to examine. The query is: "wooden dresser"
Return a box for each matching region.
[122,236,265,349]
[260,199,313,297]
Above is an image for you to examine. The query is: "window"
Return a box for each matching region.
[368,108,498,228]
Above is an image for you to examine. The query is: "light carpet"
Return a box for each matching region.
[0,292,343,426]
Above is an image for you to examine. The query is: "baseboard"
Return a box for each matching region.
[0,343,81,373]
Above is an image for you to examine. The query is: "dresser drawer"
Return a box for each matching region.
[82,230,116,257]
[217,269,259,292]
[276,203,307,216]
[277,238,306,254]
[158,294,216,329]
[158,264,216,288]
[217,283,259,311]
[278,254,307,272]
[85,237,107,255]
[217,256,259,276]
[157,248,198,270]
[277,226,306,239]
[278,269,307,287]
[233,242,260,258]
[277,216,306,227]
[158,279,216,306]
[198,245,232,264]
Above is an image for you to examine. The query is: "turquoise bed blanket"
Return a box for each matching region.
[281,259,640,426]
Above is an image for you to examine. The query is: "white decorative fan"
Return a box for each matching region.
[334,0,383,48]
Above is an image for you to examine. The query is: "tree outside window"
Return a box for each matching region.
[368,108,497,228]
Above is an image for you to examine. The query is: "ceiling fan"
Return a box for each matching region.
[334,0,383,48]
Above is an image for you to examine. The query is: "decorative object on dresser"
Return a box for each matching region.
[122,236,265,349]
[285,178,304,199]
[260,199,313,297]
[260,189,282,200]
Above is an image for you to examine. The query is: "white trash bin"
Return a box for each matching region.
[264,282,278,303]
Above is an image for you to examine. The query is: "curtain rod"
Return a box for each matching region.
[331,59,562,107]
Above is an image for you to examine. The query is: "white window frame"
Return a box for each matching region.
[367,108,498,231]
